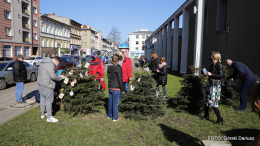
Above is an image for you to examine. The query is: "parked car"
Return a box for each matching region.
[24,57,43,66]
[0,61,38,90]
[134,56,139,60]
[56,57,76,70]
[140,55,145,60]
[0,57,13,61]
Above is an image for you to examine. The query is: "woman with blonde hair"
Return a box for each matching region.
[149,53,159,80]
[107,54,125,122]
[203,51,224,124]
[156,57,167,99]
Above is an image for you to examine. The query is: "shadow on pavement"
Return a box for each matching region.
[221,128,259,146]
[23,90,38,100]
[158,123,201,146]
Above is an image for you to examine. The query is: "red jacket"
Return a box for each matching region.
[88,58,104,79]
[122,57,132,82]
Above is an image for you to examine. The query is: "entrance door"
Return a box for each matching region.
[33,47,38,55]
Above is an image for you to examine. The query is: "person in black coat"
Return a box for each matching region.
[107,54,125,122]
[226,59,255,111]
[203,51,223,124]
[149,53,159,80]
[156,57,167,99]
[13,54,27,103]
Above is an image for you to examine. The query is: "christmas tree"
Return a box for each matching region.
[174,66,208,114]
[118,63,167,120]
[58,56,105,116]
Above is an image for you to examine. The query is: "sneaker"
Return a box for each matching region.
[107,117,112,119]
[18,100,26,103]
[41,113,47,119]
[163,96,166,100]
[113,117,121,122]
[235,108,246,112]
[47,116,58,122]
[156,91,159,97]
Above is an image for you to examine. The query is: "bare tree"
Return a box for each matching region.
[108,26,121,54]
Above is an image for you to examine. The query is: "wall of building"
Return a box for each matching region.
[81,29,91,49]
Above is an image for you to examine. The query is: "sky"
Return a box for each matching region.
[40,0,186,44]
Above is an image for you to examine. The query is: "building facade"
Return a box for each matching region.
[40,15,70,57]
[47,13,81,55]
[81,25,96,55]
[0,0,40,58]
[129,29,153,58]
[145,0,260,75]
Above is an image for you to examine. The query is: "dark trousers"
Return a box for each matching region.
[239,78,255,110]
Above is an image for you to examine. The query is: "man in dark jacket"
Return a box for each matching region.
[13,54,27,103]
[38,56,65,122]
[226,59,255,111]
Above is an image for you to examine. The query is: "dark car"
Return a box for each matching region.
[0,57,13,61]
[56,57,76,70]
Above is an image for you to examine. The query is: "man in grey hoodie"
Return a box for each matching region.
[37,56,65,122]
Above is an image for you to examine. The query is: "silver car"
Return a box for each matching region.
[0,61,38,90]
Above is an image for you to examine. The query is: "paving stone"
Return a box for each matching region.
[202,140,231,146]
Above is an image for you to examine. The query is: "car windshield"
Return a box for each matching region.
[25,57,35,60]
[0,63,8,71]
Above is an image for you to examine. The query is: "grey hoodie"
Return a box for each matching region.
[37,57,62,89]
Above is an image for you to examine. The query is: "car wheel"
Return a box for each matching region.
[33,63,36,66]
[30,73,36,82]
[0,79,7,90]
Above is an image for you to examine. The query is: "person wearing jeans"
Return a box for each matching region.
[13,54,27,103]
[107,54,125,122]
[118,51,132,94]
[156,57,167,99]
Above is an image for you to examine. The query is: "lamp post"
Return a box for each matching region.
[108,36,111,55]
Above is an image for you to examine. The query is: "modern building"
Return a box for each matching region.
[145,0,260,75]
[129,29,153,58]
[40,15,71,57]
[0,0,40,58]
[47,13,81,55]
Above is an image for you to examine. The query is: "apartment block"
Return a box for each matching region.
[0,0,40,58]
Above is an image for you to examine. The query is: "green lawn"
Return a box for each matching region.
[0,71,259,145]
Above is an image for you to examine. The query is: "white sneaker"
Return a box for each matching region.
[47,116,58,122]
[156,91,159,97]
[41,113,47,119]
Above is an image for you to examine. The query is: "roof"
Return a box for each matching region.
[129,31,154,35]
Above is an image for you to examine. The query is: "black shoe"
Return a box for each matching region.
[235,108,246,112]
[216,117,223,125]
[18,101,26,103]
[203,114,210,120]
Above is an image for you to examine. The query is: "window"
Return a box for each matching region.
[3,46,12,57]
[64,31,66,37]
[41,24,44,32]
[142,41,144,45]
[136,47,139,51]
[46,39,49,47]
[216,0,229,32]
[57,29,59,36]
[23,62,30,67]
[51,40,53,47]
[136,35,139,39]
[4,10,10,19]
[33,20,37,27]
[4,0,11,2]
[5,28,11,36]
[41,39,44,47]
[33,7,37,14]
[15,46,21,57]
[136,41,139,45]
[6,62,14,70]
[61,30,63,36]
[50,27,53,34]
[24,47,30,56]
[46,26,48,33]
[54,29,56,35]
[142,35,145,39]
[33,33,37,40]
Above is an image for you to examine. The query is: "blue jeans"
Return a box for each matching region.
[239,78,255,110]
[107,89,121,120]
[156,80,166,97]
[124,82,129,94]
[15,82,24,102]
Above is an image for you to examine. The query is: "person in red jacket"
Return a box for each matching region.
[88,52,105,91]
[118,51,132,94]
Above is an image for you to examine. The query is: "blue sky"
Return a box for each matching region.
[40,0,186,43]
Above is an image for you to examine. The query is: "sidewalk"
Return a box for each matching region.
[0,82,39,126]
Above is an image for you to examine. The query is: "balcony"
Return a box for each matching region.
[23,31,30,43]
[22,16,30,30]
[22,2,30,16]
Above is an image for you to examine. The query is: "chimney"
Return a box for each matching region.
[47,13,55,16]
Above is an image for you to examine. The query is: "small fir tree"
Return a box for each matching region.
[118,62,167,120]
[58,56,105,116]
